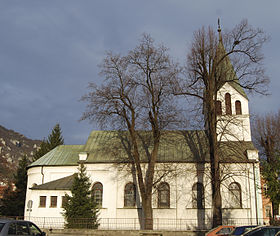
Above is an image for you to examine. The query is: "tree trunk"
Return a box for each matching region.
[207,91,223,227]
[209,131,222,227]
[141,195,153,230]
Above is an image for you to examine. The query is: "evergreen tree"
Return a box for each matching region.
[0,184,17,216]
[0,155,29,216]
[47,123,64,150]
[33,139,49,161]
[63,163,99,229]
[33,123,64,161]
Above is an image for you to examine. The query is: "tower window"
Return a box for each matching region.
[235,100,242,115]
[215,101,222,115]
[225,93,232,115]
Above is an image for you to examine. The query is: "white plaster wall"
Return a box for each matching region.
[25,190,70,218]
[25,161,263,226]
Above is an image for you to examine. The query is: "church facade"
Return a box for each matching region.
[24,80,263,230]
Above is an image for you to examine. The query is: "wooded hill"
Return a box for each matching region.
[0,125,41,183]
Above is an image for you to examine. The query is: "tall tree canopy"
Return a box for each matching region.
[253,111,280,217]
[81,34,181,229]
[173,19,268,227]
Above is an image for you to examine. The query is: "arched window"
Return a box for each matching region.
[229,182,242,208]
[215,101,222,115]
[92,182,103,207]
[225,93,232,115]
[235,100,242,115]
[158,182,170,208]
[192,182,204,209]
[124,183,136,207]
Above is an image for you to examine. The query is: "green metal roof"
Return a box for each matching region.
[29,145,84,167]
[28,130,257,169]
[30,174,75,190]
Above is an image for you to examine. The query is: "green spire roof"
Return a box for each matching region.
[217,33,248,99]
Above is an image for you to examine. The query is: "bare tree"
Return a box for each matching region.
[253,111,280,217]
[173,19,269,227]
[81,34,181,229]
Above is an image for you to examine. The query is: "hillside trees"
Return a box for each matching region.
[62,163,99,229]
[253,111,280,217]
[81,34,181,229]
[0,155,29,216]
[33,123,64,161]
[173,19,269,226]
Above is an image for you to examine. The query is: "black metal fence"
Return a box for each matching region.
[15,216,264,230]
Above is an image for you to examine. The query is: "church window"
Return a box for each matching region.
[92,182,103,207]
[50,196,57,208]
[225,93,232,115]
[235,100,242,115]
[124,182,136,207]
[216,101,222,115]
[158,182,170,208]
[229,182,242,208]
[39,196,46,207]
[192,182,205,209]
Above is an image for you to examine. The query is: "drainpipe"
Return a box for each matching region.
[41,166,44,184]
[253,162,258,224]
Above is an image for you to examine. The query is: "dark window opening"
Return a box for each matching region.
[158,182,170,208]
[124,183,136,207]
[92,182,103,207]
[235,100,242,115]
[50,196,57,208]
[192,182,205,209]
[216,100,222,115]
[39,196,46,208]
[225,93,232,115]
[229,182,242,208]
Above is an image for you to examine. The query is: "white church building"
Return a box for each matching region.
[24,78,263,230]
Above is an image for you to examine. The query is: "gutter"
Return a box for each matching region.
[41,166,44,184]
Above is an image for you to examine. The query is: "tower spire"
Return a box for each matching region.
[217,18,222,42]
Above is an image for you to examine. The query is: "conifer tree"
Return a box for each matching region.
[33,123,64,161]
[0,155,29,216]
[47,123,64,150]
[63,163,99,229]
[33,139,49,161]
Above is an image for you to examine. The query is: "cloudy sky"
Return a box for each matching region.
[0,1,279,144]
